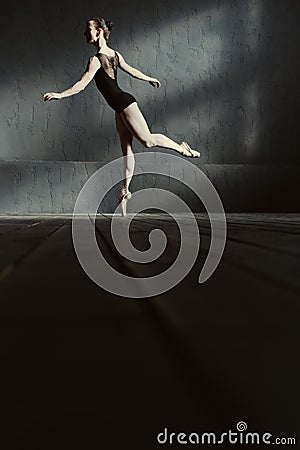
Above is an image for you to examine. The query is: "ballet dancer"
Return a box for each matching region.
[43,17,201,216]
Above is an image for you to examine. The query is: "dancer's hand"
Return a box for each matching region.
[149,78,161,88]
[43,92,62,101]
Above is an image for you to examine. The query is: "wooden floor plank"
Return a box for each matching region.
[118,214,300,295]
[0,218,44,236]
[0,218,69,280]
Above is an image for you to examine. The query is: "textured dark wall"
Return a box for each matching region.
[0,0,299,212]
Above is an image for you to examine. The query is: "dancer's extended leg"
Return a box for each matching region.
[120,102,200,157]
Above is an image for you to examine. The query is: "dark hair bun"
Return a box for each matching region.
[106,20,113,31]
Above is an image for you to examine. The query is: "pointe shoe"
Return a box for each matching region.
[118,187,132,217]
[180,141,201,157]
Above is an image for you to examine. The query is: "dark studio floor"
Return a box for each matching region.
[0,213,299,449]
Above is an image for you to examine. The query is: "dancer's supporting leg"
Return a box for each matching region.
[115,111,135,216]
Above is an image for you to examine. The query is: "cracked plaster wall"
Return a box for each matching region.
[0,0,299,213]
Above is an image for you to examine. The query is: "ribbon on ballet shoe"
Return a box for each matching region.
[118,187,132,204]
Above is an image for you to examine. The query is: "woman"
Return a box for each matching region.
[43,17,201,216]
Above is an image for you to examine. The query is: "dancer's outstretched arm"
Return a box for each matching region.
[116,51,161,88]
[43,56,100,101]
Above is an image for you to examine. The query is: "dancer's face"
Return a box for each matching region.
[84,21,99,44]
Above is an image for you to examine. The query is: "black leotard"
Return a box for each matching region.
[93,51,136,113]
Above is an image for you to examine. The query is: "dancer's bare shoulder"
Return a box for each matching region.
[78,56,101,89]
[89,55,101,68]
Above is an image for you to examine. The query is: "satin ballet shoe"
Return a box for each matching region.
[118,187,132,217]
[180,141,201,157]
